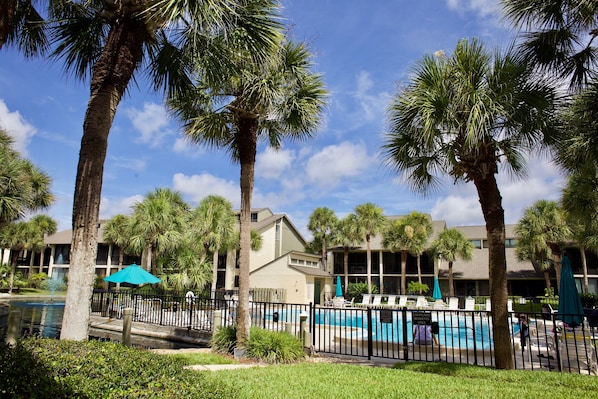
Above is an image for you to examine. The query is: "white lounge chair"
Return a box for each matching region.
[464,297,475,311]
[507,299,513,313]
[415,296,429,309]
[485,298,491,312]
[371,294,383,307]
[447,297,459,311]
[397,295,408,308]
[560,332,598,375]
[385,295,398,308]
[358,294,371,307]
[433,299,446,309]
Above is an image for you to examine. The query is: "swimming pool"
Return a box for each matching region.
[6,300,65,339]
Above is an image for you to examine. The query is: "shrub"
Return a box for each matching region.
[39,279,67,292]
[346,283,378,302]
[246,327,305,364]
[1,338,238,398]
[407,281,429,295]
[28,272,48,289]
[211,325,237,355]
[580,293,598,309]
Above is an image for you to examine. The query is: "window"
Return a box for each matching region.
[505,238,517,248]
[251,212,258,222]
[470,240,482,249]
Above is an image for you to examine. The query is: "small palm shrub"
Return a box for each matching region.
[211,326,237,355]
[347,283,378,302]
[407,281,429,295]
[28,272,48,289]
[246,327,304,364]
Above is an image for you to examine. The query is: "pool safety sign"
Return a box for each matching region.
[412,311,432,325]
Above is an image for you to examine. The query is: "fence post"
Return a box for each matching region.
[367,307,373,360]
[402,307,409,361]
[122,308,132,346]
[471,311,477,365]
[212,310,222,337]
[6,310,21,346]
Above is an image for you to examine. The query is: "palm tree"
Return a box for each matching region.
[169,37,326,348]
[52,0,283,341]
[0,220,42,293]
[0,0,48,54]
[103,214,133,269]
[431,228,473,297]
[0,130,54,229]
[331,214,363,292]
[354,203,386,294]
[381,212,432,294]
[502,0,598,89]
[562,166,598,293]
[190,195,237,295]
[382,38,559,369]
[515,200,571,293]
[27,214,57,274]
[128,188,189,275]
[307,207,338,272]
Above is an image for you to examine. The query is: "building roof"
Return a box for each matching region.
[289,265,333,277]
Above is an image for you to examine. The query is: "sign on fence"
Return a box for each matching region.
[412,311,432,325]
[379,309,393,323]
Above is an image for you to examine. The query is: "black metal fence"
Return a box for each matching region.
[90,290,597,375]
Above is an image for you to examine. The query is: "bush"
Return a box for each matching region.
[1,338,238,398]
[28,272,48,289]
[407,281,429,295]
[211,325,237,355]
[246,327,305,364]
[580,293,598,309]
[346,283,378,303]
[40,278,67,292]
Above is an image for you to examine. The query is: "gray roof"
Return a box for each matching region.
[289,265,333,277]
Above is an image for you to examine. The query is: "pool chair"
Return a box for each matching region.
[415,296,429,309]
[507,299,513,313]
[464,297,476,311]
[357,294,371,307]
[397,295,409,308]
[560,332,598,375]
[371,294,383,308]
[385,295,398,308]
[485,298,491,312]
[447,297,459,311]
[433,299,446,309]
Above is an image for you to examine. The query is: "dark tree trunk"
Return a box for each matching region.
[343,247,349,294]
[236,117,258,349]
[473,172,514,370]
[448,261,454,297]
[401,250,407,295]
[0,0,16,50]
[61,21,146,341]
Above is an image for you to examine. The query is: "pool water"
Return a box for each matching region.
[6,300,65,339]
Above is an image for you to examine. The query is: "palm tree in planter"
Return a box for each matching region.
[382,38,560,369]
[354,202,386,294]
[169,37,327,348]
[431,228,473,298]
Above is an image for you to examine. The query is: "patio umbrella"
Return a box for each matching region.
[335,275,343,297]
[104,263,161,285]
[432,277,442,300]
[558,255,583,327]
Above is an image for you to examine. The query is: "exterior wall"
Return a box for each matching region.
[250,223,277,271]
[251,257,309,304]
[280,219,305,254]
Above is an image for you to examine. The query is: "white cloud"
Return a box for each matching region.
[352,71,392,124]
[172,172,240,207]
[99,195,144,220]
[255,147,295,179]
[109,155,147,173]
[305,141,374,188]
[125,102,173,147]
[446,0,500,18]
[0,99,36,156]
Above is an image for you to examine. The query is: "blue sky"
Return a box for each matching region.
[0,0,564,238]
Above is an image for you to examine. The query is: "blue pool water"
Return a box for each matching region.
[6,300,65,339]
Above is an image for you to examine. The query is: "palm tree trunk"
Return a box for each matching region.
[211,248,219,299]
[474,172,513,370]
[544,270,551,293]
[236,117,258,350]
[8,249,18,295]
[343,247,349,295]
[366,236,372,293]
[401,250,407,294]
[417,255,422,293]
[580,246,589,293]
[448,261,454,297]
[61,22,146,341]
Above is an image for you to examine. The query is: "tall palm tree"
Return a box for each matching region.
[382,38,559,369]
[169,37,326,348]
[382,212,432,294]
[27,214,57,274]
[52,0,283,341]
[431,228,473,297]
[191,195,237,294]
[562,166,598,293]
[502,0,598,89]
[307,207,338,272]
[0,220,41,293]
[128,188,189,275]
[331,214,363,291]
[354,202,386,294]
[515,200,571,293]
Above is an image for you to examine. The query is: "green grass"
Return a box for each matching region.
[203,362,598,399]
[168,352,238,365]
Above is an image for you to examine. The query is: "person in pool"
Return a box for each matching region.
[413,323,439,345]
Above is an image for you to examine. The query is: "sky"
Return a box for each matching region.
[0,0,565,239]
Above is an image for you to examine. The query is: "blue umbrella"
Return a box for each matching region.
[335,275,343,297]
[432,277,442,300]
[558,255,583,327]
[104,263,161,285]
